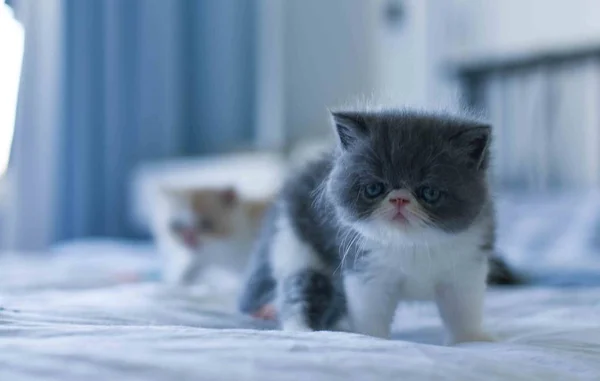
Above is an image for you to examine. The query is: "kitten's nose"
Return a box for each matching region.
[389,197,410,207]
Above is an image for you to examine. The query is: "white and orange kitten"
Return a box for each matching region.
[151,186,269,286]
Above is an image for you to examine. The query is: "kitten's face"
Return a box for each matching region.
[327,110,491,244]
[165,188,238,249]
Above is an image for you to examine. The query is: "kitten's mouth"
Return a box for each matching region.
[180,229,200,247]
[392,210,408,223]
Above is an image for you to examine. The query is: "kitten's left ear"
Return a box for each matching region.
[450,125,491,170]
[220,187,238,207]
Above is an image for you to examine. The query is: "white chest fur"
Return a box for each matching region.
[364,236,485,301]
[344,225,490,341]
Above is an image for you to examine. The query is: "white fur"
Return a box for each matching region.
[270,212,326,280]
[270,206,326,331]
[344,270,403,338]
[345,223,490,343]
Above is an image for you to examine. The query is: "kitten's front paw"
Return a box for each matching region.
[446,331,495,346]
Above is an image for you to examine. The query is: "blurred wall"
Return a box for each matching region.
[447,0,600,64]
[282,0,376,144]
[373,0,458,109]
[277,0,457,146]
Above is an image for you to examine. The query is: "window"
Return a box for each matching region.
[0,4,23,177]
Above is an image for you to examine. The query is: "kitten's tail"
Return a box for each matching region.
[487,254,525,285]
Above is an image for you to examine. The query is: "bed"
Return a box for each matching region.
[1,190,600,380]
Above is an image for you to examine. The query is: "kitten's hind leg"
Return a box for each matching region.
[278,269,335,331]
[270,215,336,331]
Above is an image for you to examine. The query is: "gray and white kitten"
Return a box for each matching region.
[239,109,495,344]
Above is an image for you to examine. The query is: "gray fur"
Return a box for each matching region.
[281,270,335,330]
[327,110,492,234]
[239,109,511,328]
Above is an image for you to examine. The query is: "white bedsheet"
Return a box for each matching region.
[2,190,600,380]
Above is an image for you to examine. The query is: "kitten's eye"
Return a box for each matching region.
[418,186,442,204]
[364,182,386,199]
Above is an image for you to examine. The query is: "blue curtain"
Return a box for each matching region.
[4,0,256,249]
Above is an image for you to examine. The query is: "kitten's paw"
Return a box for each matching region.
[281,317,313,332]
[446,331,495,346]
[331,317,352,332]
[252,304,277,321]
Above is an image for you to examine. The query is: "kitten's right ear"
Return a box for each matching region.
[330,111,368,150]
[449,124,492,170]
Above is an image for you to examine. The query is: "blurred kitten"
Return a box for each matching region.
[151,186,268,286]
